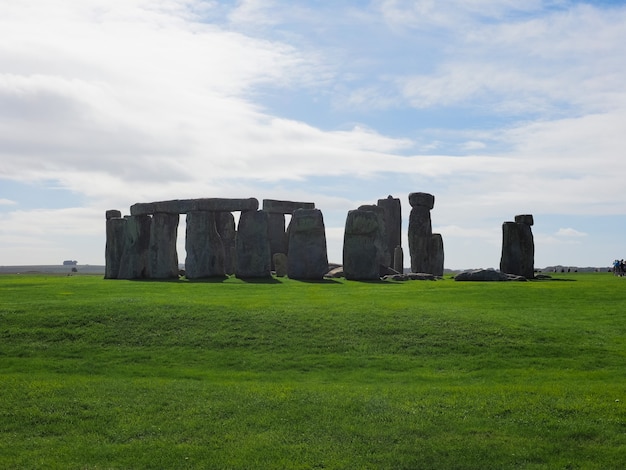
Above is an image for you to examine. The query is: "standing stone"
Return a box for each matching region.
[268,213,287,268]
[393,245,404,273]
[343,209,380,280]
[216,212,236,275]
[287,209,329,280]
[358,204,389,271]
[149,213,179,279]
[500,215,534,279]
[408,192,438,274]
[428,234,444,277]
[377,195,402,267]
[185,211,225,279]
[235,210,271,278]
[117,215,151,279]
[105,211,125,279]
[273,253,288,277]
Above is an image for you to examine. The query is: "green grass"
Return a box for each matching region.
[1,273,625,469]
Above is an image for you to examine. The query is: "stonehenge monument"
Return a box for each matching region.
[500,214,535,279]
[104,193,450,282]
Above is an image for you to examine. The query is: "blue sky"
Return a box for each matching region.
[2,0,626,269]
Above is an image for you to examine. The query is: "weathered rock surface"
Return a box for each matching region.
[105,214,126,279]
[454,269,527,281]
[408,192,435,209]
[287,209,329,280]
[393,245,404,273]
[343,209,380,280]
[235,210,271,278]
[130,198,258,216]
[149,213,179,279]
[273,253,288,277]
[377,195,402,267]
[185,211,225,279]
[358,204,389,271]
[428,233,445,277]
[268,212,288,268]
[117,215,151,279]
[500,216,535,279]
[262,199,315,214]
[216,212,236,275]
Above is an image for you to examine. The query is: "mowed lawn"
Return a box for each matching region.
[1,273,625,469]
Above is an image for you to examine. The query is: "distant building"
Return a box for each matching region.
[63,260,78,266]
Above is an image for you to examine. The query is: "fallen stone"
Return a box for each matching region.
[454,269,527,281]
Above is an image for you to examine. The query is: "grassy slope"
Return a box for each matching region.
[1,273,625,469]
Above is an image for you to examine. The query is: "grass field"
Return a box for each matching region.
[1,273,625,469]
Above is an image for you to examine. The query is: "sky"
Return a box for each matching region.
[2,0,626,269]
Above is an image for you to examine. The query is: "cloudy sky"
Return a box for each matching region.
[2,0,626,269]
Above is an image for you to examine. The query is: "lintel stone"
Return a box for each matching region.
[130,198,258,215]
[262,199,315,214]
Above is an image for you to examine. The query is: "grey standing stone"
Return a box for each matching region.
[428,233,444,277]
[216,212,236,275]
[105,213,126,279]
[408,206,432,273]
[273,253,288,277]
[149,213,179,279]
[268,213,287,268]
[287,209,329,280]
[407,192,443,275]
[343,209,380,280]
[117,215,151,279]
[185,211,225,279]
[358,204,389,271]
[500,215,534,279]
[377,195,402,267]
[393,245,404,273]
[235,210,271,278]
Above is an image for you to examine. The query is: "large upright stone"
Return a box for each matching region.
[343,209,380,280]
[185,211,225,279]
[428,233,444,277]
[408,192,437,274]
[268,212,287,267]
[105,211,126,279]
[287,209,329,280]
[235,210,271,278]
[393,245,404,273]
[377,195,402,267]
[117,215,151,279]
[500,215,534,279]
[216,212,236,275]
[149,213,179,279]
[358,204,389,271]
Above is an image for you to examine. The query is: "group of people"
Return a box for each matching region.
[613,259,625,276]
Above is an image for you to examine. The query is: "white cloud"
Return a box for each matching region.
[556,228,587,238]
[0,198,17,206]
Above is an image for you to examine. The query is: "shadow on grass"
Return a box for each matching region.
[290,278,343,284]
[533,276,577,282]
